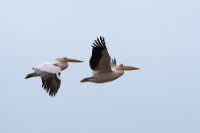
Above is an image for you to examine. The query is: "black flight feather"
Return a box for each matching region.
[90,36,107,70]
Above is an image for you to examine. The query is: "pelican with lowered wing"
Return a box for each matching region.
[25,57,83,96]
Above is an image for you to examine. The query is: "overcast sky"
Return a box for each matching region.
[0,0,200,133]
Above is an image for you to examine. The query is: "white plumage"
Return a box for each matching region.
[34,62,62,74]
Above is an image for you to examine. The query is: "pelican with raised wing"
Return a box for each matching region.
[25,57,83,96]
[81,36,139,83]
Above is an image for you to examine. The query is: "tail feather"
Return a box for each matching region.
[25,72,39,79]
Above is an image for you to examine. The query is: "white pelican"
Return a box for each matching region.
[81,36,139,83]
[25,57,83,96]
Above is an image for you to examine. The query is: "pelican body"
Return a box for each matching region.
[81,36,139,83]
[25,57,83,96]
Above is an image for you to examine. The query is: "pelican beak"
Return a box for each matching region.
[120,65,139,71]
[67,58,83,63]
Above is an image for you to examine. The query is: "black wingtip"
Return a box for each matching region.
[41,74,61,97]
[92,36,106,49]
[100,36,104,42]
[114,58,116,65]
[111,58,117,66]
[49,92,57,97]
[90,36,109,70]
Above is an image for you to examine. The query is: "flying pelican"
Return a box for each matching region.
[25,57,83,96]
[81,36,139,83]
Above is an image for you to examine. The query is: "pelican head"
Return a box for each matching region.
[116,64,139,71]
[57,57,83,63]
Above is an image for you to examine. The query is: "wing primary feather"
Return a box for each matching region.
[114,58,116,65]
[100,36,106,48]
[38,71,61,97]
[97,38,102,47]
[111,58,117,66]
[90,36,111,71]
[92,43,98,48]
[94,40,100,46]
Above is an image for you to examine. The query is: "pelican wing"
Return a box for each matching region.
[40,72,61,96]
[90,36,111,73]
[110,58,117,67]
[33,69,61,96]
[34,62,62,96]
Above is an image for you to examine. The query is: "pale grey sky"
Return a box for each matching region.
[0,0,200,133]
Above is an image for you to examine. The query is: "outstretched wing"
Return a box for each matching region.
[89,36,111,73]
